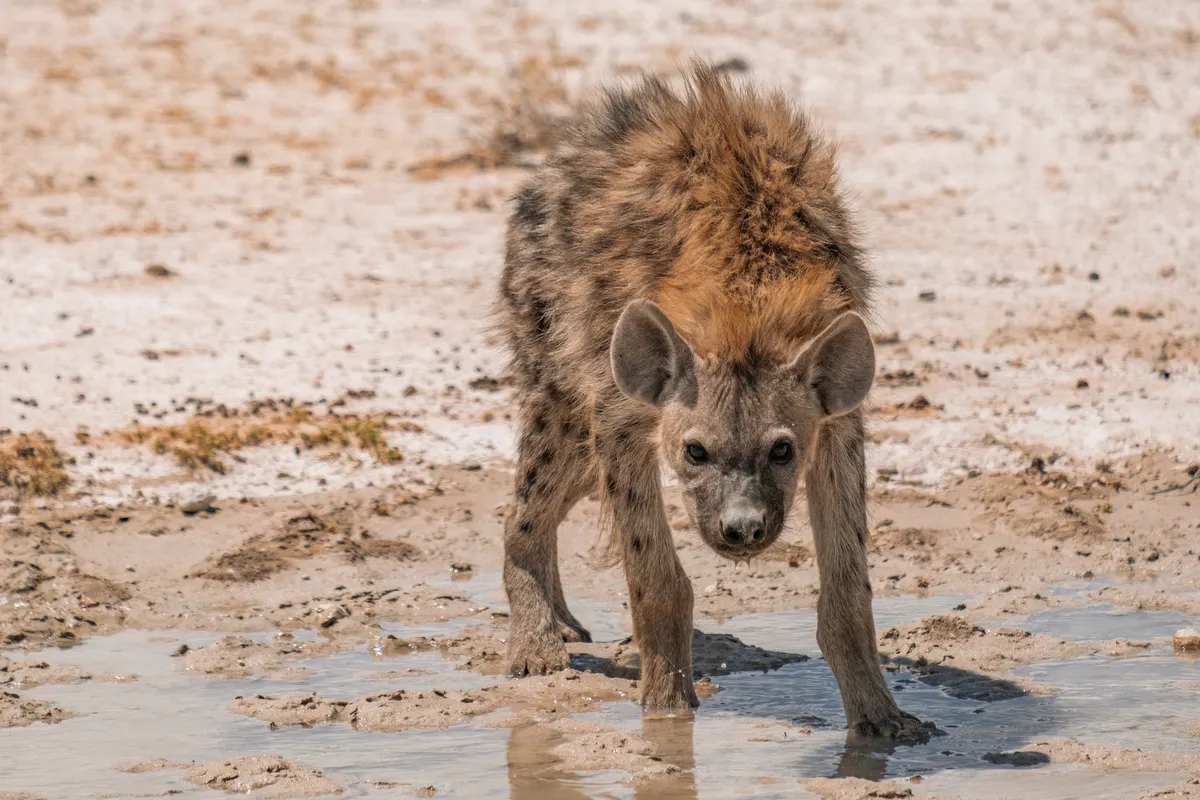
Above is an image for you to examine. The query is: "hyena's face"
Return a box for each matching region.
[657,373,812,558]
[610,301,876,560]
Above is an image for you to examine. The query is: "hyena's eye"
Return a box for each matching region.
[769,440,794,465]
[685,443,710,465]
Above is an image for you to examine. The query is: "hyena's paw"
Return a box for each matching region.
[506,626,570,677]
[850,708,940,743]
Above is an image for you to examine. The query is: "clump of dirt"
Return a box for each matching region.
[178,635,342,680]
[192,509,417,582]
[0,520,132,649]
[188,755,345,797]
[231,671,637,732]
[373,627,508,675]
[0,433,73,497]
[230,694,350,728]
[0,655,130,689]
[144,263,175,278]
[0,691,73,728]
[121,755,345,797]
[879,614,1153,700]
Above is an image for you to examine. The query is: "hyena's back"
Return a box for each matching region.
[499,63,874,406]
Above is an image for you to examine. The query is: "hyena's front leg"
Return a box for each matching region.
[807,409,932,740]
[504,404,595,676]
[600,430,698,709]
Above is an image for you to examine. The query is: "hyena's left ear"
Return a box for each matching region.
[790,312,875,417]
[610,300,699,407]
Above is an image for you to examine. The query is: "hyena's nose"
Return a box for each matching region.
[720,509,766,547]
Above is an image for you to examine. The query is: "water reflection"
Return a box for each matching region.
[636,714,698,800]
[505,712,700,799]
[834,735,895,781]
[506,721,592,799]
[505,706,936,796]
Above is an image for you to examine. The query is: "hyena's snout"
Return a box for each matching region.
[719,502,767,547]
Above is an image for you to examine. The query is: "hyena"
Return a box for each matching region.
[497,63,928,739]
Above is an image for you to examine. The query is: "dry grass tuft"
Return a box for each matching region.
[0,433,74,496]
[119,409,414,474]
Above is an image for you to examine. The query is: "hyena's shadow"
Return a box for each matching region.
[548,631,1061,784]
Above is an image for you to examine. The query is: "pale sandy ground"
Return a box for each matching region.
[1,0,1199,798]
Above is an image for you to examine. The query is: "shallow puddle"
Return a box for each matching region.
[2,591,1198,799]
[570,642,1197,798]
[711,593,975,655]
[1002,604,1198,643]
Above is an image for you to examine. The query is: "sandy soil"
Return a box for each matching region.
[123,755,345,798]
[2,0,1199,797]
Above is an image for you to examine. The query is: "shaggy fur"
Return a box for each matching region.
[497,63,930,739]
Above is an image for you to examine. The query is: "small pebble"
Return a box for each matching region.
[1174,628,1200,655]
[180,495,216,515]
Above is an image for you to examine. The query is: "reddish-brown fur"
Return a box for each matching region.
[497,63,931,740]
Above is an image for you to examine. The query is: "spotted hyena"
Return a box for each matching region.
[497,63,929,739]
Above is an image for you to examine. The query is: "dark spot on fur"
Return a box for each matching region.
[630,536,642,554]
[529,296,552,337]
[525,363,543,388]
[518,521,532,534]
[794,206,835,249]
[518,467,539,501]
[633,588,644,603]
[557,195,576,250]
[611,214,678,279]
[513,186,548,230]
[730,351,771,389]
[540,379,564,406]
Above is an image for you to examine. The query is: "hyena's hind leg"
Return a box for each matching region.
[503,398,596,675]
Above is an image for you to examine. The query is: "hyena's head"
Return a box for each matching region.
[609,300,875,560]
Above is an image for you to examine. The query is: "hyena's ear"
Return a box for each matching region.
[610,300,698,407]
[791,312,875,417]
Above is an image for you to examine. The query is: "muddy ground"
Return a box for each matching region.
[2,0,1199,797]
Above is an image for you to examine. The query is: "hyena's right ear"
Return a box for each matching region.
[610,300,698,407]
